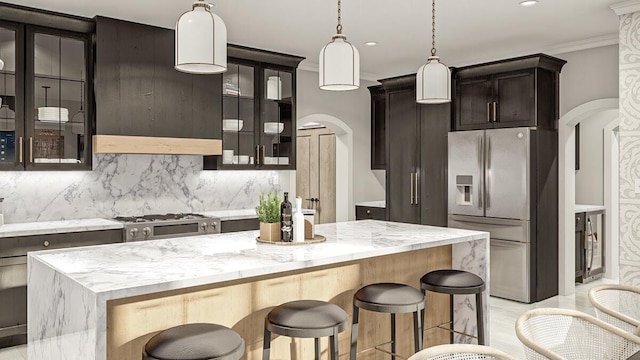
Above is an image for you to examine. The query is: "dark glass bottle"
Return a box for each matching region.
[281,192,293,241]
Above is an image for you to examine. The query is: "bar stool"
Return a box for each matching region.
[420,269,486,345]
[262,299,349,360]
[143,323,245,360]
[350,283,425,360]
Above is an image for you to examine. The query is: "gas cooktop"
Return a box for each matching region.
[113,213,210,223]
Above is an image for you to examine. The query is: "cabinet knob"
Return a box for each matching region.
[576,216,580,224]
[43,240,50,247]
[366,210,371,215]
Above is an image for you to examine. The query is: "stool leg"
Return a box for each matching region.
[475,292,485,345]
[413,309,423,352]
[330,332,339,360]
[350,305,359,360]
[315,338,321,360]
[390,313,396,360]
[262,323,271,360]
[449,295,454,344]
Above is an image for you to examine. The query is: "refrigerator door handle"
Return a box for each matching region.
[410,172,415,205]
[486,135,491,210]
[477,135,483,209]
[415,171,419,205]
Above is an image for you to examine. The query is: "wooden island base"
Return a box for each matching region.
[107,245,452,360]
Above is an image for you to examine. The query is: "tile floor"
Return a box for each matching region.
[0,279,610,360]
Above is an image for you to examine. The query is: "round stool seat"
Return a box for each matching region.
[421,269,485,295]
[267,300,349,334]
[143,323,244,360]
[354,283,425,313]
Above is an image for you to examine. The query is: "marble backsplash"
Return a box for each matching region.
[0,154,281,223]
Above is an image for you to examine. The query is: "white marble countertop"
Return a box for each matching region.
[200,208,316,221]
[30,220,487,300]
[355,200,386,208]
[0,218,123,238]
[198,209,259,221]
[575,204,606,213]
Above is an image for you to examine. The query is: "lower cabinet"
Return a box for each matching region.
[355,206,386,221]
[220,218,260,233]
[379,75,450,226]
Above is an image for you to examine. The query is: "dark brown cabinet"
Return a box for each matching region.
[355,206,386,221]
[369,85,385,170]
[0,6,95,171]
[379,75,450,226]
[204,46,304,170]
[95,17,222,140]
[453,54,566,131]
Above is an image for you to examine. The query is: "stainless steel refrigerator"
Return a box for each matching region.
[448,127,542,303]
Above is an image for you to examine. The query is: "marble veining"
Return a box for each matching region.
[0,218,123,238]
[0,154,281,223]
[574,204,606,213]
[28,220,489,360]
[355,200,386,208]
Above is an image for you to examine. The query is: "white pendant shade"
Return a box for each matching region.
[38,107,69,123]
[416,56,451,104]
[319,36,360,91]
[0,59,4,71]
[175,2,227,74]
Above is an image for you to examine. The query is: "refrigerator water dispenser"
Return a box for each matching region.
[455,175,474,206]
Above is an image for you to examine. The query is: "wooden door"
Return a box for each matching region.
[493,70,535,128]
[296,127,336,224]
[386,89,420,224]
[454,77,493,131]
[419,103,450,227]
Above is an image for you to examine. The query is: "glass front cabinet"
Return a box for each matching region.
[204,46,304,170]
[0,20,93,171]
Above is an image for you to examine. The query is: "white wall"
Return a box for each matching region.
[296,69,385,209]
[575,113,620,205]
[559,45,619,116]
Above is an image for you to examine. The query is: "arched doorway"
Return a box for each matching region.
[295,114,353,222]
[558,98,619,295]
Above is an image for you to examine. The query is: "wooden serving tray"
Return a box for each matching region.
[256,234,326,245]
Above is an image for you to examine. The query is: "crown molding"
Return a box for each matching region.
[611,0,640,15]
[297,61,383,82]
[543,33,619,55]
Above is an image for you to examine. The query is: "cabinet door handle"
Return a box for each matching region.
[254,145,260,165]
[410,173,415,205]
[29,137,33,163]
[487,102,491,123]
[493,101,497,122]
[414,171,419,205]
[261,145,265,166]
[18,137,23,163]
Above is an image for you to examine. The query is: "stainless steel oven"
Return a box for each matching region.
[114,213,221,242]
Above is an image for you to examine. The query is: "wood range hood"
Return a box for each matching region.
[92,135,222,156]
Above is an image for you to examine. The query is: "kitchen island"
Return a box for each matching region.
[28,220,489,360]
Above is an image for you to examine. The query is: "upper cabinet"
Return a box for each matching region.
[204,46,304,170]
[0,8,95,171]
[94,17,222,155]
[453,54,566,131]
[368,85,385,170]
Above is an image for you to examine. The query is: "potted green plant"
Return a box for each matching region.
[255,191,281,241]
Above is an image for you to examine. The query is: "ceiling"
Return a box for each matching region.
[5,0,621,79]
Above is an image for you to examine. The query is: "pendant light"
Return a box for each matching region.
[175,1,227,74]
[416,0,451,104]
[38,86,69,123]
[319,0,360,91]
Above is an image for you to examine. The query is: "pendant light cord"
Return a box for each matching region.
[336,0,343,34]
[431,0,437,56]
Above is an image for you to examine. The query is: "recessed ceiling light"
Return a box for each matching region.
[519,0,538,6]
[365,42,378,46]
